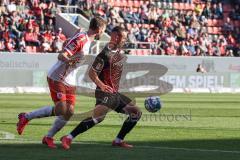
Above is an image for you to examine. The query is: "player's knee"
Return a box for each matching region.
[130,107,142,121]
[93,115,105,124]
[65,104,74,118]
[54,102,67,116]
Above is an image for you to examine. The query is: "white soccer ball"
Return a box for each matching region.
[144,96,162,113]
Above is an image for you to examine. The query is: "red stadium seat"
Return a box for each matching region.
[212,19,218,26]
[121,0,127,7]
[207,27,214,34]
[173,3,179,10]
[108,0,114,6]
[136,50,143,55]
[144,24,150,28]
[26,46,32,53]
[133,0,140,8]
[179,3,185,10]
[114,0,121,7]
[142,49,150,55]
[223,4,232,12]
[213,27,221,34]
[217,20,224,26]
[207,19,213,27]
[223,12,229,20]
[184,3,192,10]
[127,0,133,7]
[130,50,137,55]
[234,20,240,27]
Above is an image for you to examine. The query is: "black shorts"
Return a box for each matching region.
[95,90,132,113]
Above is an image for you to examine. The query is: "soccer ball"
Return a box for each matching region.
[144,96,162,113]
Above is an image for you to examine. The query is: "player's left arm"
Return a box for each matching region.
[58,51,84,64]
[89,57,113,93]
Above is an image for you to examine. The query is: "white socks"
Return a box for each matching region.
[67,134,74,140]
[25,106,54,120]
[115,137,123,143]
[47,116,67,138]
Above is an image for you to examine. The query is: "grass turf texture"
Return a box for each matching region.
[0,93,240,160]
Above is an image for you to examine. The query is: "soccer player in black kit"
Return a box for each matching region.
[61,26,142,149]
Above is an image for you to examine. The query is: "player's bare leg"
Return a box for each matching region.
[61,105,109,150]
[112,103,142,148]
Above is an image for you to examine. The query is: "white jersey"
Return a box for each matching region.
[48,32,91,86]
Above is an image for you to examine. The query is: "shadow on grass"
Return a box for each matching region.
[1,139,240,160]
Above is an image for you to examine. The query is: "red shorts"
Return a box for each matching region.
[47,77,76,106]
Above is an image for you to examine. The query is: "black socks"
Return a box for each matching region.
[70,117,96,138]
[117,116,140,140]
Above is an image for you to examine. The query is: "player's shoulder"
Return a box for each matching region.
[74,32,88,43]
[98,45,110,58]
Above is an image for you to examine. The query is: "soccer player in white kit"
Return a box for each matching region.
[16,16,107,148]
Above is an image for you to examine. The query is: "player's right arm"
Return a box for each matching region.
[89,57,113,93]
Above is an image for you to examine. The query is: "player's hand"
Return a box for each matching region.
[100,84,113,93]
[68,54,85,66]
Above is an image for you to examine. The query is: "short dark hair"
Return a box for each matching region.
[89,16,107,31]
[112,26,126,34]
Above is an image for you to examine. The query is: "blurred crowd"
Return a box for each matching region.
[1,0,240,56]
[0,0,67,53]
[81,0,240,56]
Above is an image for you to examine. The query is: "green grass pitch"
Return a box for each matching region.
[0,93,240,160]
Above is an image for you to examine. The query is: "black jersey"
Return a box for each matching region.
[91,45,126,92]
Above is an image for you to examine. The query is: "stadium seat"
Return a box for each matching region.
[173,3,179,10]
[142,49,150,55]
[234,20,240,27]
[207,19,213,27]
[179,3,185,10]
[213,27,222,34]
[136,50,143,55]
[184,3,192,10]
[133,0,140,8]
[129,50,137,55]
[207,27,214,34]
[127,0,133,7]
[26,46,32,53]
[121,0,127,7]
[144,24,150,29]
[114,0,122,7]
[212,19,218,26]
[217,20,224,26]
[223,4,232,12]
[223,12,229,20]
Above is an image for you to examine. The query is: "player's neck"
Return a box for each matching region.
[108,43,118,52]
[86,30,96,41]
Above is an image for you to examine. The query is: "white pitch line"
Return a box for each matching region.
[0,130,15,140]
[1,139,240,154]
